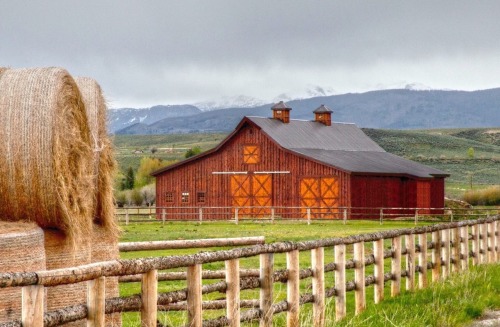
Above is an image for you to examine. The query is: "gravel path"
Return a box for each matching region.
[468,311,500,327]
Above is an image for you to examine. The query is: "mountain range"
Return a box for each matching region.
[109,88,500,134]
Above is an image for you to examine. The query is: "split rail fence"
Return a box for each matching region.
[117,206,498,225]
[0,216,499,327]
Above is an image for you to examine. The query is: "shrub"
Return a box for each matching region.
[462,186,500,205]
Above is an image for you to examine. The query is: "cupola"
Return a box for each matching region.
[271,101,291,123]
[313,104,333,126]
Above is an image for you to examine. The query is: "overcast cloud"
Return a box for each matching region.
[1,1,500,108]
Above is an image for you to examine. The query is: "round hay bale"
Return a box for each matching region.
[91,225,122,326]
[74,77,119,237]
[0,221,45,323]
[0,67,93,243]
[44,229,91,326]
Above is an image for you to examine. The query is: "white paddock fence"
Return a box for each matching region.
[0,216,499,327]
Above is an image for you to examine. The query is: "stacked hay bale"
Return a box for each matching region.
[0,221,46,323]
[0,67,94,326]
[75,76,121,326]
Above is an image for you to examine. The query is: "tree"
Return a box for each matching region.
[123,167,135,190]
[150,147,158,155]
[141,184,156,206]
[467,147,475,159]
[135,157,167,188]
[185,146,202,158]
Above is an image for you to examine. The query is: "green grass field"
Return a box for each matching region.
[117,220,500,326]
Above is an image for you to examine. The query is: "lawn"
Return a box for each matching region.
[116,219,500,326]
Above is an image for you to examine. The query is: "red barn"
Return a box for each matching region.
[152,102,448,219]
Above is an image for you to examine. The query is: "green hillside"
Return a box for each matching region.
[113,128,500,199]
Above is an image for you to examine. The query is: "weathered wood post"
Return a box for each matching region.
[271,208,275,224]
[225,259,240,327]
[260,253,274,327]
[461,226,469,270]
[343,209,347,225]
[22,285,44,327]
[391,236,401,297]
[373,239,384,303]
[354,241,366,314]
[311,247,325,327]
[432,230,441,282]
[87,277,105,327]
[441,229,450,278]
[287,249,300,327]
[199,207,203,224]
[125,208,129,225]
[418,233,428,288]
[307,208,311,225]
[488,222,495,263]
[414,209,418,225]
[141,269,158,327]
[452,228,461,273]
[379,208,383,225]
[161,208,166,224]
[472,224,480,266]
[496,220,500,262]
[406,234,415,291]
[234,208,239,225]
[334,244,346,321]
[187,264,202,327]
[480,223,488,264]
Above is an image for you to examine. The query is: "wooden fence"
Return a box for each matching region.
[0,216,499,327]
[116,206,498,224]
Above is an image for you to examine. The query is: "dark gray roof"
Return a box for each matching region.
[247,116,448,178]
[313,104,333,113]
[247,116,385,152]
[271,101,291,110]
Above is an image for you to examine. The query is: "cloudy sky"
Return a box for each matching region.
[1,1,500,108]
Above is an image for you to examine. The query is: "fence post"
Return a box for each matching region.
[334,244,346,321]
[488,222,495,263]
[225,259,240,327]
[472,224,480,266]
[22,285,44,327]
[461,226,469,270]
[271,208,275,224]
[187,264,202,327]
[307,208,311,225]
[432,230,441,282]
[414,209,418,225]
[418,233,428,288]
[161,208,166,225]
[391,236,401,297]
[406,234,415,291]
[287,250,300,327]
[87,277,105,327]
[450,210,454,222]
[260,253,274,327]
[480,223,487,264]
[125,208,129,225]
[379,209,383,225]
[234,208,239,225]
[199,207,203,224]
[354,242,366,314]
[496,220,500,262]
[442,229,450,278]
[343,209,347,225]
[373,239,384,303]
[452,228,461,273]
[141,269,158,327]
[311,247,325,327]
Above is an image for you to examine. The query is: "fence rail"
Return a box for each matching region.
[116,205,498,225]
[0,216,499,327]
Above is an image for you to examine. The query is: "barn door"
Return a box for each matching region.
[300,177,340,219]
[230,174,272,218]
[417,181,431,215]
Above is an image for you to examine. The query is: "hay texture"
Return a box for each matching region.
[44,229,91,327]
[74,77,119,237]
[0,221,46,322]
[0,67,93,243]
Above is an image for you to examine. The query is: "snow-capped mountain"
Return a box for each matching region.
[195,95,266,111]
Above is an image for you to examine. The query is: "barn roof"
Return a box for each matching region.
[152,115,449,178]
[247,117,448,178]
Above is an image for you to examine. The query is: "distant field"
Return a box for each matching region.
[112,127,500,198]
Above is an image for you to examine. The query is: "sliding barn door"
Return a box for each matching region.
[230,174,272,218]
[300,177,340,218]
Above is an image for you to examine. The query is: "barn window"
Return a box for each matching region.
[165,192,173,203]
[243,145,260,164]
[181,192,189,203]
[197,192,206,203]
